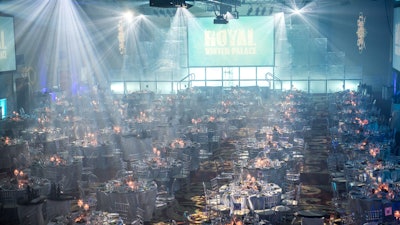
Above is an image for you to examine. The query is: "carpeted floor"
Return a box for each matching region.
[294,94,335,223]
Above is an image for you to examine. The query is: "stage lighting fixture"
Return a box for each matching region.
[213,15,228,24]
[149,0,191,8]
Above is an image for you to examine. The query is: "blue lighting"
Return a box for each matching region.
[0,98,7,119]
[49,92,57,101]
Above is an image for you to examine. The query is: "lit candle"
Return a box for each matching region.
[246,174,251,181]
[83,203,89,211]
[14,169,19,177]
[77,199,83,208]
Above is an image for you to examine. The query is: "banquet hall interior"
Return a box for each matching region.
[1,0,400,224]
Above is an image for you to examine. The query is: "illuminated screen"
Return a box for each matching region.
[188,16,274,67]
[394,8,400,71]
[0,98,6,119]
[0,16,16,72]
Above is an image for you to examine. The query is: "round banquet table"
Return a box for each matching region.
[219,182,282,215]
[30,161,82,193]
[96,182,157,222]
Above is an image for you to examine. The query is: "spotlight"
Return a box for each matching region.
[226,11,239,20]
[123,11,133,22]
[149,0,190,8]
[213,15,228,24]
[292,7,302,15]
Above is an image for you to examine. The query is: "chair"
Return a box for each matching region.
[114,201,130,223]
[265,193,280,209]
[296,184,301,201]
[210,177,219,192]
[285,170,300,192]
[197,132,208,144]
[181,153,191,163]
[181,161,190,177]
[156,168,170,183]
[273,205,292,224]
[248,195,266,211]
[202,182,212,216]
[136,165,150,180]
[203,180,219,206]
[365,209,382,223]
[131,207,144,225]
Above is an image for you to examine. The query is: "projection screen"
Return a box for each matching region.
[0,15,16,72]
[188,16,274,67]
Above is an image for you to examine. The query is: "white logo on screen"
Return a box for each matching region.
[0,30,6,59]
[203,29,257,56]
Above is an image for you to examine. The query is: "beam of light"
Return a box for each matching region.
[0,0,136,136]
[225,11,238,20]
[55,0,114,93]
[0,0,115,93]
[150,7,193,87]
[274,12,290,80]
[289,1,319,16]
[283,0,355,56]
